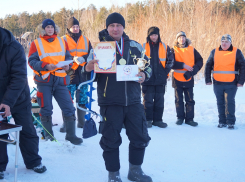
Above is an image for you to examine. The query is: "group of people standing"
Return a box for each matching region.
[0,11,244,182]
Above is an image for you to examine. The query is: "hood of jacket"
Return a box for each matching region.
[0,27,15,54]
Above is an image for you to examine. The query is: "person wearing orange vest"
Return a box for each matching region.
[28,19,83,145]
[205,34,245,129]
[59,17,92,132]
[172,31,203,126]
[142,26,174,128]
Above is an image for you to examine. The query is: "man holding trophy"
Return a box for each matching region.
[85,12,153,182]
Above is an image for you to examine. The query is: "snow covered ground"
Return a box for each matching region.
[2,66,245,182]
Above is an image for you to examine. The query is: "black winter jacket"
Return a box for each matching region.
[171,43,203,88]
[205,45,245,85]
[91,29,152,106]
[65,29,92,84]
[0,27,30,112]
[142,41,174,86]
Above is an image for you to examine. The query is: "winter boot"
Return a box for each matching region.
[77,105,86,128]
[147,121,152,128]
[64,115,83,145]
[217,123,227,128]
[185,120,198,127]
[152,121,168,128]
[59,112,66,133]
[228,124,234,130]
[128,163,152,182]
[0,171,4,179]
[41,116,54,141]
[108,171,122,182]
[27,164,47,173]
[176,119,184,125]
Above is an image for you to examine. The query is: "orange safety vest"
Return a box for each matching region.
[142,42,167,68]
[173,46,195,82]
[213,47,238,82]
[34,37,66,79]
[62,35,89,70]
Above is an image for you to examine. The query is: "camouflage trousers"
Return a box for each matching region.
[67,84,88,105]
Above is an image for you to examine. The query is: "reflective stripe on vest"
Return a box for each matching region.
[143,42,167,68]
[173,46,195,82]
[34,37,66,78]
[213,47,237,82]
[62,35,89,56]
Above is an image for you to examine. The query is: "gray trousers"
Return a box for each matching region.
[35,74,75,117]
[213,84,237,124]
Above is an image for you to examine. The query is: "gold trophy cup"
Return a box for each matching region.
[133,50,150,71]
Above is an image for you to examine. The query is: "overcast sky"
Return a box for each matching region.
[1,0,144,19]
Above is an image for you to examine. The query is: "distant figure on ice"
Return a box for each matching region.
[142,26,174,128]
[0,27,46,180]
[28,19,83,145]
[205,34,245,129]
[60,17,92,132]
[171,31,203,126]
[84,12,153,182]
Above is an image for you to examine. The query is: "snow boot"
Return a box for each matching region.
[185,120,198,127]
[108,171,122,182]
[77,105,86,128]
[27,164,47,173]
[176,119,184,125]
[147,121,152,128]
[228,124,234,130]
[59,112,66,133]
[152,121,167,128]
[217,123,227,128]
[64,115,83,145]
[41,116,54,141]
[128,163,152,182]
[0,171,4,179]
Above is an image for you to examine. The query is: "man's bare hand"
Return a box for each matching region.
[62,65,69,71]
[85,60,99,72]
[206,82,212,85]
[136,72,145,84]
[46,64,57,71]
[184,64,193,71]
[0,104,11,118]
[237,83,243,87]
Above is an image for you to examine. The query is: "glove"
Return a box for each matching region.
[183,71,192,80]
[66,68,75,76]
[73,56,85,65]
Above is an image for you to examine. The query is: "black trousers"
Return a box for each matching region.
[142,85,165,122]
[174,87,195,122]
[99,103,151,172]
[213,84,237,124]
[0,103,42,171]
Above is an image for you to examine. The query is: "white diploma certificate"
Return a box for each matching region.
[116,65,139,81]
[55,60,73,68]
[93,42,116,73]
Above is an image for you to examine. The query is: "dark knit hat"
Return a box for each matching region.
[42,19,55,29]
[67,17,79,29]
[176,31,186,39]
[106,12,125,28]
[221,34,232,43]
[147,26,160,37]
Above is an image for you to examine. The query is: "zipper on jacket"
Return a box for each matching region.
[125,49,130,106]
[104,76,108,97]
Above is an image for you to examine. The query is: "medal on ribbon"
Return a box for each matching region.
[116,37,126,65]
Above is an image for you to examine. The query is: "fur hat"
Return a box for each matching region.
[147,26,160,37]
[106,12,125,28]
[67,17,79,29]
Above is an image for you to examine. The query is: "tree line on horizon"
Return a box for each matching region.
[1,0,245,73]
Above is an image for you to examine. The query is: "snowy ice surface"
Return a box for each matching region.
[2,65,245,182]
